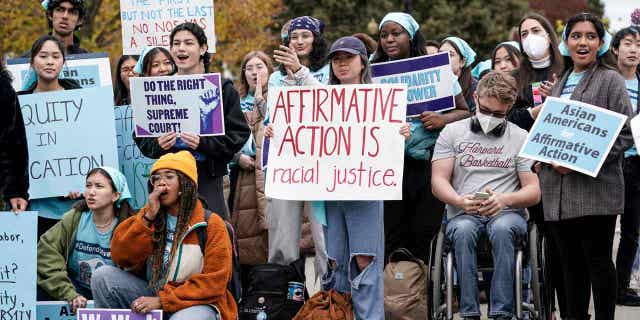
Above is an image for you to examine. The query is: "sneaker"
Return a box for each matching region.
[617,288,640,306]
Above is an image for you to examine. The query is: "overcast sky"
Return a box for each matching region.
[603,0,634,31]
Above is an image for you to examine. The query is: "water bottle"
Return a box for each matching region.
[256,296,267,320]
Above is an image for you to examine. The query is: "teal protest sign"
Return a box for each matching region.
[519,97,627,177]
[19,86,119,199]
[0,211,37,320]
[114,105,155,209]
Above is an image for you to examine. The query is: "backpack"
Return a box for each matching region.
[238,259,307,320]
[197,209,243,303]
[383,248,428,320]
[292,290,353,320]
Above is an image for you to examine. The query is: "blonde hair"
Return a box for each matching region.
[476,71,518,106]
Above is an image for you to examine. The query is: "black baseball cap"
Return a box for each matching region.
[328,36,367,59]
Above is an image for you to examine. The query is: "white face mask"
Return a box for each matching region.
[476,111,504,134]
[522,33,549,60]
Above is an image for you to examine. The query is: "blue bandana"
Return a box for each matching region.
[379,12,420,40]
[288,16,324,36]
[133,46,159,75]
[99,166,132,208]
[499,41,521,52]
[472,59,492,79]
[558,24,611,57]
[444,36,477,67]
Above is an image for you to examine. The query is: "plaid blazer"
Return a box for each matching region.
[540,64,633,221]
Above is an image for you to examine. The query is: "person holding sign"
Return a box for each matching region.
[18,35,83,237]
[134,23,250,220]
[509,13,565,131]
[91,151,237,320]
[611,26,640,306]
[440,37,478,112]
[431,71,541,319]
[371,12,470,264]
[0,62,29,213]
[263,16,331,275]
[41,0,88,55]
[114,55,139,106]
[529,13,633,319]
[37,167,134,312]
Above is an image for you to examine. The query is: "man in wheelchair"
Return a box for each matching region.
[431,71,541,319]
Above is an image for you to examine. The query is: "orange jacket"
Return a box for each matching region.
[111,200,238,319]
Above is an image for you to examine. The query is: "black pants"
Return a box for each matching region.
[549,215,617,320]
[196,163,229,220]
[616,156,640,291]
[384,157,443,264]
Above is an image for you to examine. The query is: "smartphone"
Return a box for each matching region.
[474,191,490,200]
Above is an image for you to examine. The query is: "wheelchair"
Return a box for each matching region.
[427,217,554,320]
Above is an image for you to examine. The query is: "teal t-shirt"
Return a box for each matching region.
[163,214,178,268]
[560,71,585,99]
[68,212,117,291]
[30,198,75,220]
[624,77,639,158]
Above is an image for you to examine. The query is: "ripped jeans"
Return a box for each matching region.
[322,201,384,320]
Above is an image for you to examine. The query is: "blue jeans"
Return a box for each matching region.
[91,266,220,320]
[446,212,526,318]
[322,201,384,320]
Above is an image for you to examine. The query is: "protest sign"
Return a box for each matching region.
[115,105,155,209]
[265,84,407,200]
[519,97,627,177]
[131,73,225,137]
[0,211,37,320]
[36,301,94,320]
[77,309,162,320]
[6,53,112,91]
[120,0,216,55]
[19,86,119,199]
[631,115,640,151]
[371,52,455,116]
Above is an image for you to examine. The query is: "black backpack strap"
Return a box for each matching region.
[197,209,213,253]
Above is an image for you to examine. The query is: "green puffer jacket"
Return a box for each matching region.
[37,209,82,301]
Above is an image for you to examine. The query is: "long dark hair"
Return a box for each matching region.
[239,51,273,98]
[170,22,210,72]
[516,13,564,94]
[72,168,135,225]
[114,55,139,106]
[491,43,522,70]
[562,12,617,73]
[278,32,328,75]
[440,39,474,100]
[141,47,176,77]
[148,171,198,288]
[371,29,427,63]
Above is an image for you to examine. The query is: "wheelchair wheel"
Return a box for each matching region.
[431,229,445,320]
[529,223,552,320]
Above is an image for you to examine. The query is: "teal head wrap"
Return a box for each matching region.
[379,12,420,40]
[443,36,477,67]
[97,166,132,208]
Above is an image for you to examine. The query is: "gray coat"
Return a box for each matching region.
[540,64,634,221]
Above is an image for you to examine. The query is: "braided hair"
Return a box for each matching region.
[148,171,198,289]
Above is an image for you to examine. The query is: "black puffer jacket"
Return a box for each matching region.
[0,70,29,201]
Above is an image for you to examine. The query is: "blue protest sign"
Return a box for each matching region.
[19,87,119,199]
[131,74,225,137]
[371,52,455,116]
[6,53,113,91]
[114,105,155,209]
[0,211,37,320]
[77,308,162,320]
[36,301,94,320]
[519,97,627,177]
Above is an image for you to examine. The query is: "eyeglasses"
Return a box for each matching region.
[476,101,507,118]
[150,172,178,184]
[120,66,135,74]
